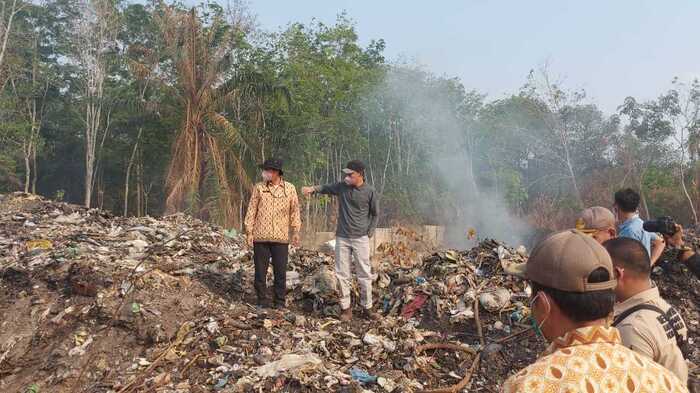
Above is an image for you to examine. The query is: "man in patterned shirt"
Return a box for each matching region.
[503,229,688,393]
[244,158,301,309]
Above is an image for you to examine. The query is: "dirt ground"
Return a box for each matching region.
[1,193,698,393]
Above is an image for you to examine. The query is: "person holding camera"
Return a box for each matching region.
[614,188,665,265]
[663,224,700,280]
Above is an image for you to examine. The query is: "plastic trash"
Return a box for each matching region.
[350,366,377,384]
[223,228,238,238]
[319,239,336,254]
[26,239,53,251]
[378,377,397,392]
[479,288,511,312]
[253,353,322,378]
[401,292,428,319]
[383,296,391,313]
[24,384,40,393]
[213,375,229,390]
[363,333,396,352]
[286,271,301,289]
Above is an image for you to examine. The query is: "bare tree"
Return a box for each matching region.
[669,78,700,225]
[517,66,613,209]
[123,42,160,216]
[524,66,585,207]
[620,78,700,225]
[72,0,118,208]
[9,22,51,194]
[0,0,25,88]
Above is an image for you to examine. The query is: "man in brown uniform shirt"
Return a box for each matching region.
[503,230,688,393]
[604,237,689,386]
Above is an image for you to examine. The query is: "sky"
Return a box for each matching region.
[246,0,700,114]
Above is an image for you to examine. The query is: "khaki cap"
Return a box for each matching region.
[505,229,617,292]
[576,206,616,233]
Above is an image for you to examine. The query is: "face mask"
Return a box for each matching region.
[529,292,550,340]
[344,176,353,186]
[529,314,544,338]
[262,171,273,182]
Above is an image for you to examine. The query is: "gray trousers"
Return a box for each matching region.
[335,236,372,310]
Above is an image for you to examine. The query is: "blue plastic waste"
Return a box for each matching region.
[350,367,377,384]
[213,375,229,390]
[383,297,391,313]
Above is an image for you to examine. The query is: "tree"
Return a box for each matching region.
[7,1,56,193]
[618,98,673,219]
[620,78,700,225]
[119,2,160,216]
[0,0,26,88]
[518,66,616,208]
[71,0,119,207]
[157,4,251,227]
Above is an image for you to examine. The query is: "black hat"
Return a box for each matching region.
[342,160,365,175]
[260,158,284,175]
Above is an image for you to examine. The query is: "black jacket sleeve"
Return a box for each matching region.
[368,189,379,236]
[315,182,344,196]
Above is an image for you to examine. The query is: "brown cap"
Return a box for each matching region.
[576,207,615,233]
[505,229,617,292]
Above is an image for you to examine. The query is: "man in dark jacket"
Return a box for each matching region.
[302,160,379,321]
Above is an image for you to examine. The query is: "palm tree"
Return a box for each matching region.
[156,5,251,227]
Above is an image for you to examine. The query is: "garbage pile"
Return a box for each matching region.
[1,192,698,393]
[656,243,700,388]
[373,227,432,268]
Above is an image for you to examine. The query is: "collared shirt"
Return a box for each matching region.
[502,325,688,393]
[244,181,301,243]
[614,287,688,384]
[618,215,658,256]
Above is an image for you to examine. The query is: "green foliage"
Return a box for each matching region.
[496,168,528,211]
[1,0,698,231]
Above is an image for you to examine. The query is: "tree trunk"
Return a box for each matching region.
[23,143,30,193]
[144,183,151,216]
[84,101,98,208]
[679,160,698,225]
[465,126,480,199]
[31,139,37,194]
[638,168,650,219]
[123,128,142,216]
[562,142,584,208]
[0,0,22,78]
[697,162,700,217]
[379,119,394,198]
[640,191,650,220]
[367,118,374,185]
[136,150,143,217]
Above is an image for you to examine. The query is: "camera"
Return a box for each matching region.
[643,216,678,236]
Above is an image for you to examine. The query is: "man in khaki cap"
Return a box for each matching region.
[604,237,689,386]
[576,206,617,244]
[503,230,688,393]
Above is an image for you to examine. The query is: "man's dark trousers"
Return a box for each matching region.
[253,242,289,306]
